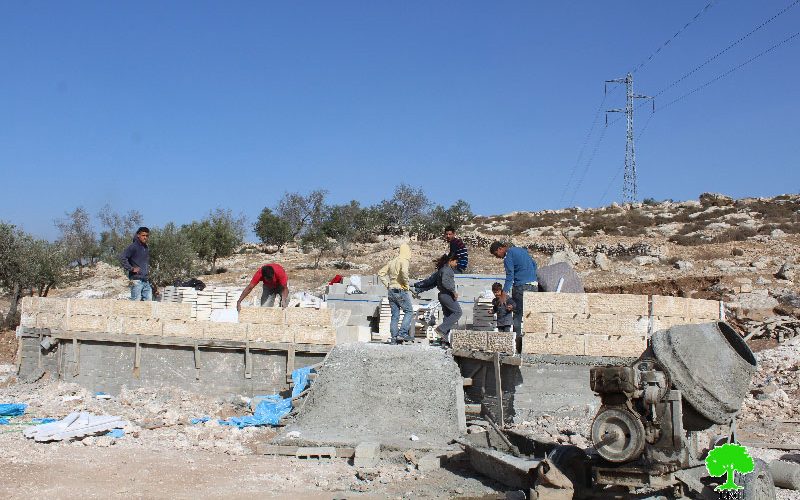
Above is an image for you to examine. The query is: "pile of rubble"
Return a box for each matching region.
[740,339,800,425]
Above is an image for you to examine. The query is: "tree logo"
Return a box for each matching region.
[705,443,754,491]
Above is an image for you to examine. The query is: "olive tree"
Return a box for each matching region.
[97,204,143,264]
[183,209,245,272]
[54,207,98,276]
[148,223,197,286]
[254,207,293,251]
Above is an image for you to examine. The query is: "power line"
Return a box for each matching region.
[630,0,718,74]
[652,0,800,98]
[597,112,656,206]
[660,30,800,110]
[567,122,611,207]
[558,92,609,206]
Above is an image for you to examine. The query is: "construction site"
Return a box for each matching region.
[2,193,800,499]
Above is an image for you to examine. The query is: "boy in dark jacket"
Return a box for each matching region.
[413,254,462,345]
[491,282,516,332]
[120,227,151,301]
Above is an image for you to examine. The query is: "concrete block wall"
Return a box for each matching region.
[21,297,336,345]
[521,293,723,357]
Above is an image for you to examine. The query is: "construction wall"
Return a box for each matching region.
[20,297,335,345]
[521,293,722,357]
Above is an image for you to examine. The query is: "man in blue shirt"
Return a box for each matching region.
[120,227,151,301]
[490,241,538,352]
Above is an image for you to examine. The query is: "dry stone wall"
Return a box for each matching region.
[522,292,722,357]
[20,297,335,345]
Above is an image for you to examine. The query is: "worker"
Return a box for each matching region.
[378,243,414,344]
[444,225,469,273]
[413,254,462,346]
[489,241,538,352]
[491,282,516,332]
[120,226,151,301]
[236,263,289,311]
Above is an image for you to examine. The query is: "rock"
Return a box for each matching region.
[755,277,771,286]
[594,253,611,271]
[699,192,734,207]
[771,228,787,239]
[356,469,380,482]
[632,256,659,266]
[737,293,779,321]
[731,248,745,257]
[674,260,694,271]
[776,263,795,281]
[549,250,580,267]
[712,260,734,271]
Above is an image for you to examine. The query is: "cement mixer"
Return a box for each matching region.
[586,321,776,499]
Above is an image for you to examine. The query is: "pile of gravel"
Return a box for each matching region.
[284,343,466,448]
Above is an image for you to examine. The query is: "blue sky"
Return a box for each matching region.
[2,1,798,239]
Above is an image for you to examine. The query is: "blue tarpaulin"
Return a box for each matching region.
[0,404,27,417]
[194,366,315,429]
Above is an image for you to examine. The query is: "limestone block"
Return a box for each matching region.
[239,307,285,325]
[285,307,332,326]
[112,300,154,317]
[153,302,193,320]
[522,312,553,334]
[585,334,647,358]
[20,313,37,328]
[35,313,66,330]
[67,314,108,332]
[203,322,248,341]
[69,298,113,316]
[107,316,125,334]
[123,317,163,336]
[21,296,68,315]
[651,316,688,332]
[451,330,487,351]
[523,292,588,314]
[248,323,293,343]
[522,333,585,356]
[162,320,202,338]
[651,295,690,317]
[486,331,515,354]
[587,293,648,315]
[552,313,649,337]
[293,325,336,345]
[686,299,721,320]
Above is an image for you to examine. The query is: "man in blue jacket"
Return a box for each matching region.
[120,227,151,301]
[490,241,538,352]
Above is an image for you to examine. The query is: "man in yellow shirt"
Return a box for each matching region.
[378,243,414,344]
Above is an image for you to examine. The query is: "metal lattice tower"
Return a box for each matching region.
[606,73,653,203]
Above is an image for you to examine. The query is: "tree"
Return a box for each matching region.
[411,199,474,240]
[705,443,754,491]
[254,207,293,251]
[148,223,197,286]
[300,228,334,269]
[322,201,364,265]
[381,184,430,230]
[183,209,245,272]
[276,190,328,238]
[97,204,143,264]
[54,207,98,276]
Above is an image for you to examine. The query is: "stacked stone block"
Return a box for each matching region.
[450,330,515,354]
[20,297,336,345]
[521,293,723,357]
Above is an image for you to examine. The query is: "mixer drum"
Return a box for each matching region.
[652,321,756,425]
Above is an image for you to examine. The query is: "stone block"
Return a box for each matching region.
[203,322,248,341]
[112,300,154,317]
[335,326,372,344]
[162,320,202,338]
[552,313,649,337]
[486,331,515,354]
[69,298,113,316]
[239,307,285,325]
[285,307,332,326]
[450,330,487,351]
[523,292,588,314]
[153,302,193,320]
[522,333,585,356]
[521,312,553,334]
[686,299,721,320]
[585,334,647,357]
[20,313,37,328]
[651,316,687,332]
[293,325,336,345]
[67,314,108,332]
[353,442,380,467]
[248,323,294,343]
[21,296,69,315]
[107,316,125,334]
[587,293,648,315]
[123,317,163,336]
[35,313,66,330]
[651,295,690,317]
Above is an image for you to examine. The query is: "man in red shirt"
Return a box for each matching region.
[236,263,289,311]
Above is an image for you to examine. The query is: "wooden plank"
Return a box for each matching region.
[244,342,252,380]
[133,337,141,378]
[72,338,80,377]
[452,349,521,366]
[286,345,296,383]
[193,343,201,380]
[462,377,473,387]
[465,404,482,415]
[493,352,504,426]
[255,443,355,458]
